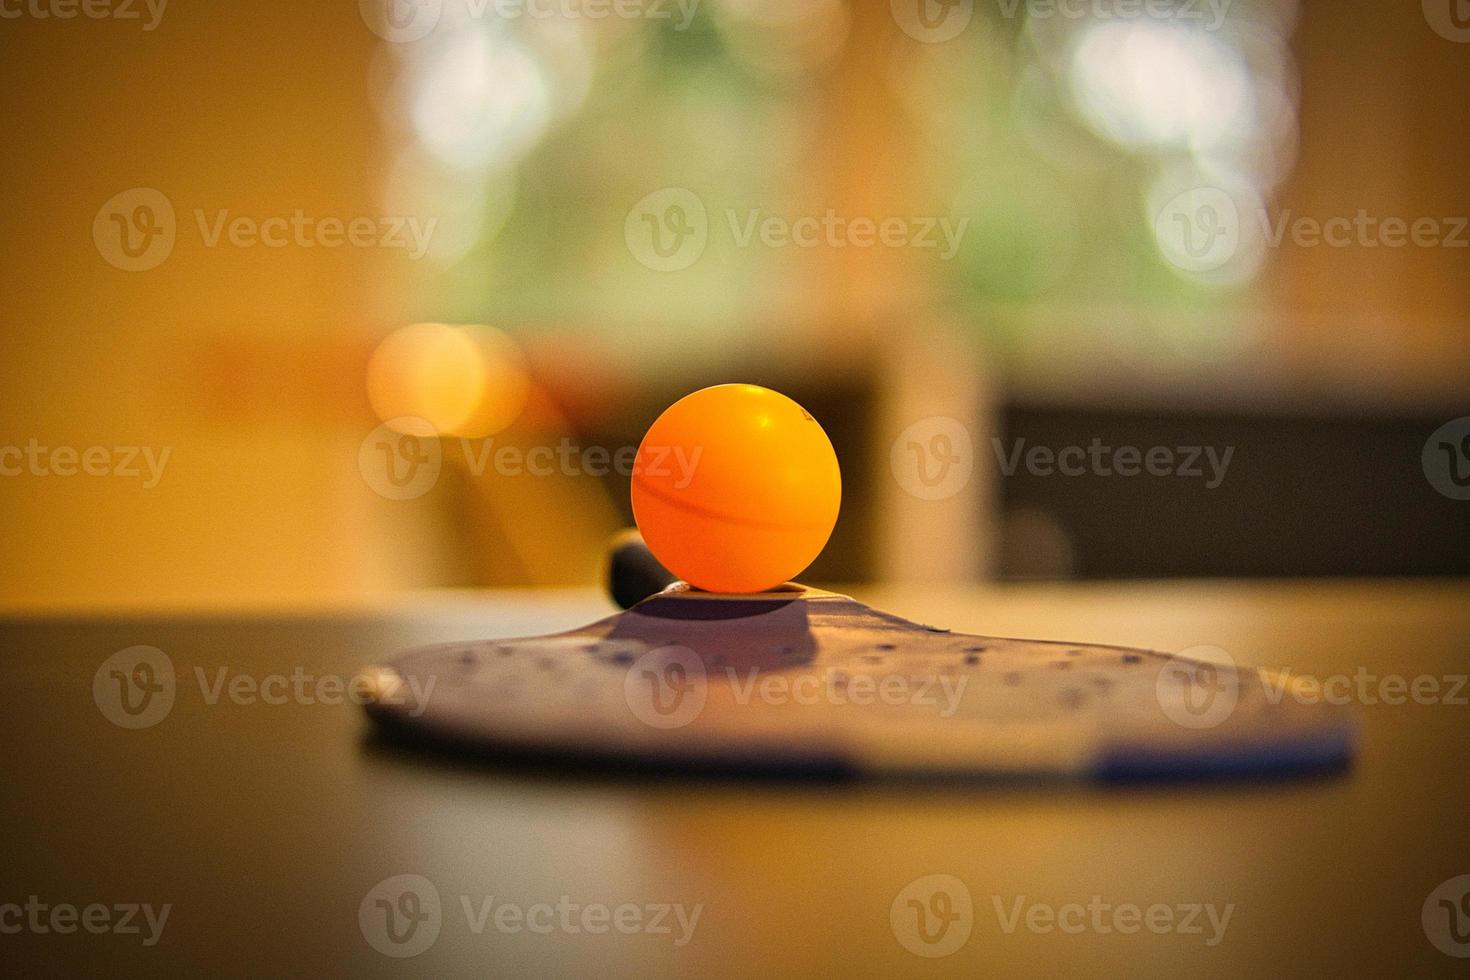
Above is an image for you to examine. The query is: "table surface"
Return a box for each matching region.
[3,579,1468,977]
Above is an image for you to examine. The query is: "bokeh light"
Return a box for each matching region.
[366,323,530,438]
[713,0,852,79]
[1067,21,1255,153]
[406,26,553,174]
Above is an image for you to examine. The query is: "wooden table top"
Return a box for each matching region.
[3,579,1467,977]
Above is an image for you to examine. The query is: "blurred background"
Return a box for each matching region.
[1,0,1466,610]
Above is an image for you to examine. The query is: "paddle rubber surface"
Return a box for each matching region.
[360,585,1355,779]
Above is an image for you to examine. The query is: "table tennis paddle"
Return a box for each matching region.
[359,534,1353,780]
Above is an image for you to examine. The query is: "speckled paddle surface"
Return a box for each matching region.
[359,586,1355,779]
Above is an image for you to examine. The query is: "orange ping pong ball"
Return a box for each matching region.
[631,384,841,593]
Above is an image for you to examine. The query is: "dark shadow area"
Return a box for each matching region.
[358,721,1354,796]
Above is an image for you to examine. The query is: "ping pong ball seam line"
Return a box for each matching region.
[631,473,839,533]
